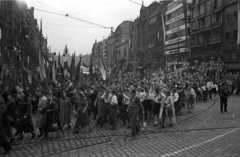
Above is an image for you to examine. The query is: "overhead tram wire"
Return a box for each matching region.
[43,27,103,38]
[36,0,68,15]
[42,23,101,28]
[34,8,113,29]
[44,29,92,45]
[69,0,117,16]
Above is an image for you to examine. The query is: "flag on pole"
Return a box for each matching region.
[89,54,93,80]
[63,45,70,79]
[81,65,90,74]
[57,52,63,74]
[52,60,57,84]
[9,55,17,93]
[70,52,76,81]
[38,48,46,82]
[161,12,166,45]
[100,56,107,80]
[238,0,240,45]
[75,57,81,82]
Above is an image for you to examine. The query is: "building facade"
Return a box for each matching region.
[222,0,240,70]
[189,0,225,64]
[164,0,191,70]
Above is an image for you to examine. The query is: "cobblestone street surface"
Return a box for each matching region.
[1,96,240,157]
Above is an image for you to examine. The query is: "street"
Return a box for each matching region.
[2,96,240,157]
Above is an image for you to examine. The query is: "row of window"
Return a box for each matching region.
[191,12,222,30]
[225,31,238,42]
[166,20,185,31]
[191,0,224,19]
[166,29,186,41]
[224,49,239,61]
[166,7,184,22]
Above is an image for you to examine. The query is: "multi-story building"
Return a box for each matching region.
[137,2,159,67]
[106,30,115,67]
[0,0,7,65]
[189,0,224,64]
[222,0,240,70]
[164,0,191,70]
[114,21,132,63]
[128,21,137,65]
[147,1,171,69]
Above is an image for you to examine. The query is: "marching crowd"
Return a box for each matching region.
[0,69,239,154]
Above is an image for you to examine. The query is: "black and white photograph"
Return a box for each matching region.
[0,0,240,156]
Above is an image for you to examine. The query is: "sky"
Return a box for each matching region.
[23,0,159,56]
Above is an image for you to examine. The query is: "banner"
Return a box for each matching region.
[100,57,107,80]
[161,12,165,45]
[38,49,46,82]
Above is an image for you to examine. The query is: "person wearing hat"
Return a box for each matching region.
[128,88,144,139]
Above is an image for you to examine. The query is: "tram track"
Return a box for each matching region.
[14,98,239,157]
[13,99,217,147]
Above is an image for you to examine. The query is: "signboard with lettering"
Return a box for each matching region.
[164,42,186,50]
[148,44,154,49]
[167,0,183,11]
[166,14,184,25]
[164,47,189,55]
[165,36,187,45]
[166,24,188,35]
[166,2,183,15]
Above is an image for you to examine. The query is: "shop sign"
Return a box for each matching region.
[226,64,240,69]
[166,2,183,14]
[148,44,154,49]
[165,36,187,45]
[166,14,184,25]
[166,24,187,35]
[164,42,186,50]
[164,47,189,55]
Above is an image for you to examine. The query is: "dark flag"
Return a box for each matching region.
[75,57,82,82]
[89,54,93,81]
[70,52,76,81]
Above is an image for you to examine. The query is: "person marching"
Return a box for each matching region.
[73,86,92,134]
[16,93,35,140]
[128,89,144,139]
[35,89,48,139]
[59,90,73,129]
[99,88,111,128]
[95,88,105,127]
[219,82,230,113]
[121,88,130,126]
[0,96,12,154]
[153,88,161,126]
[142,86,154,124]
[108,89,118,130]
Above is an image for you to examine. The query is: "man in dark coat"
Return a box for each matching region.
[219,82,230,113]
[0,96,12,154]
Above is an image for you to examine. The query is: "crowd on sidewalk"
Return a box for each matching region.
[0,67,239,155]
